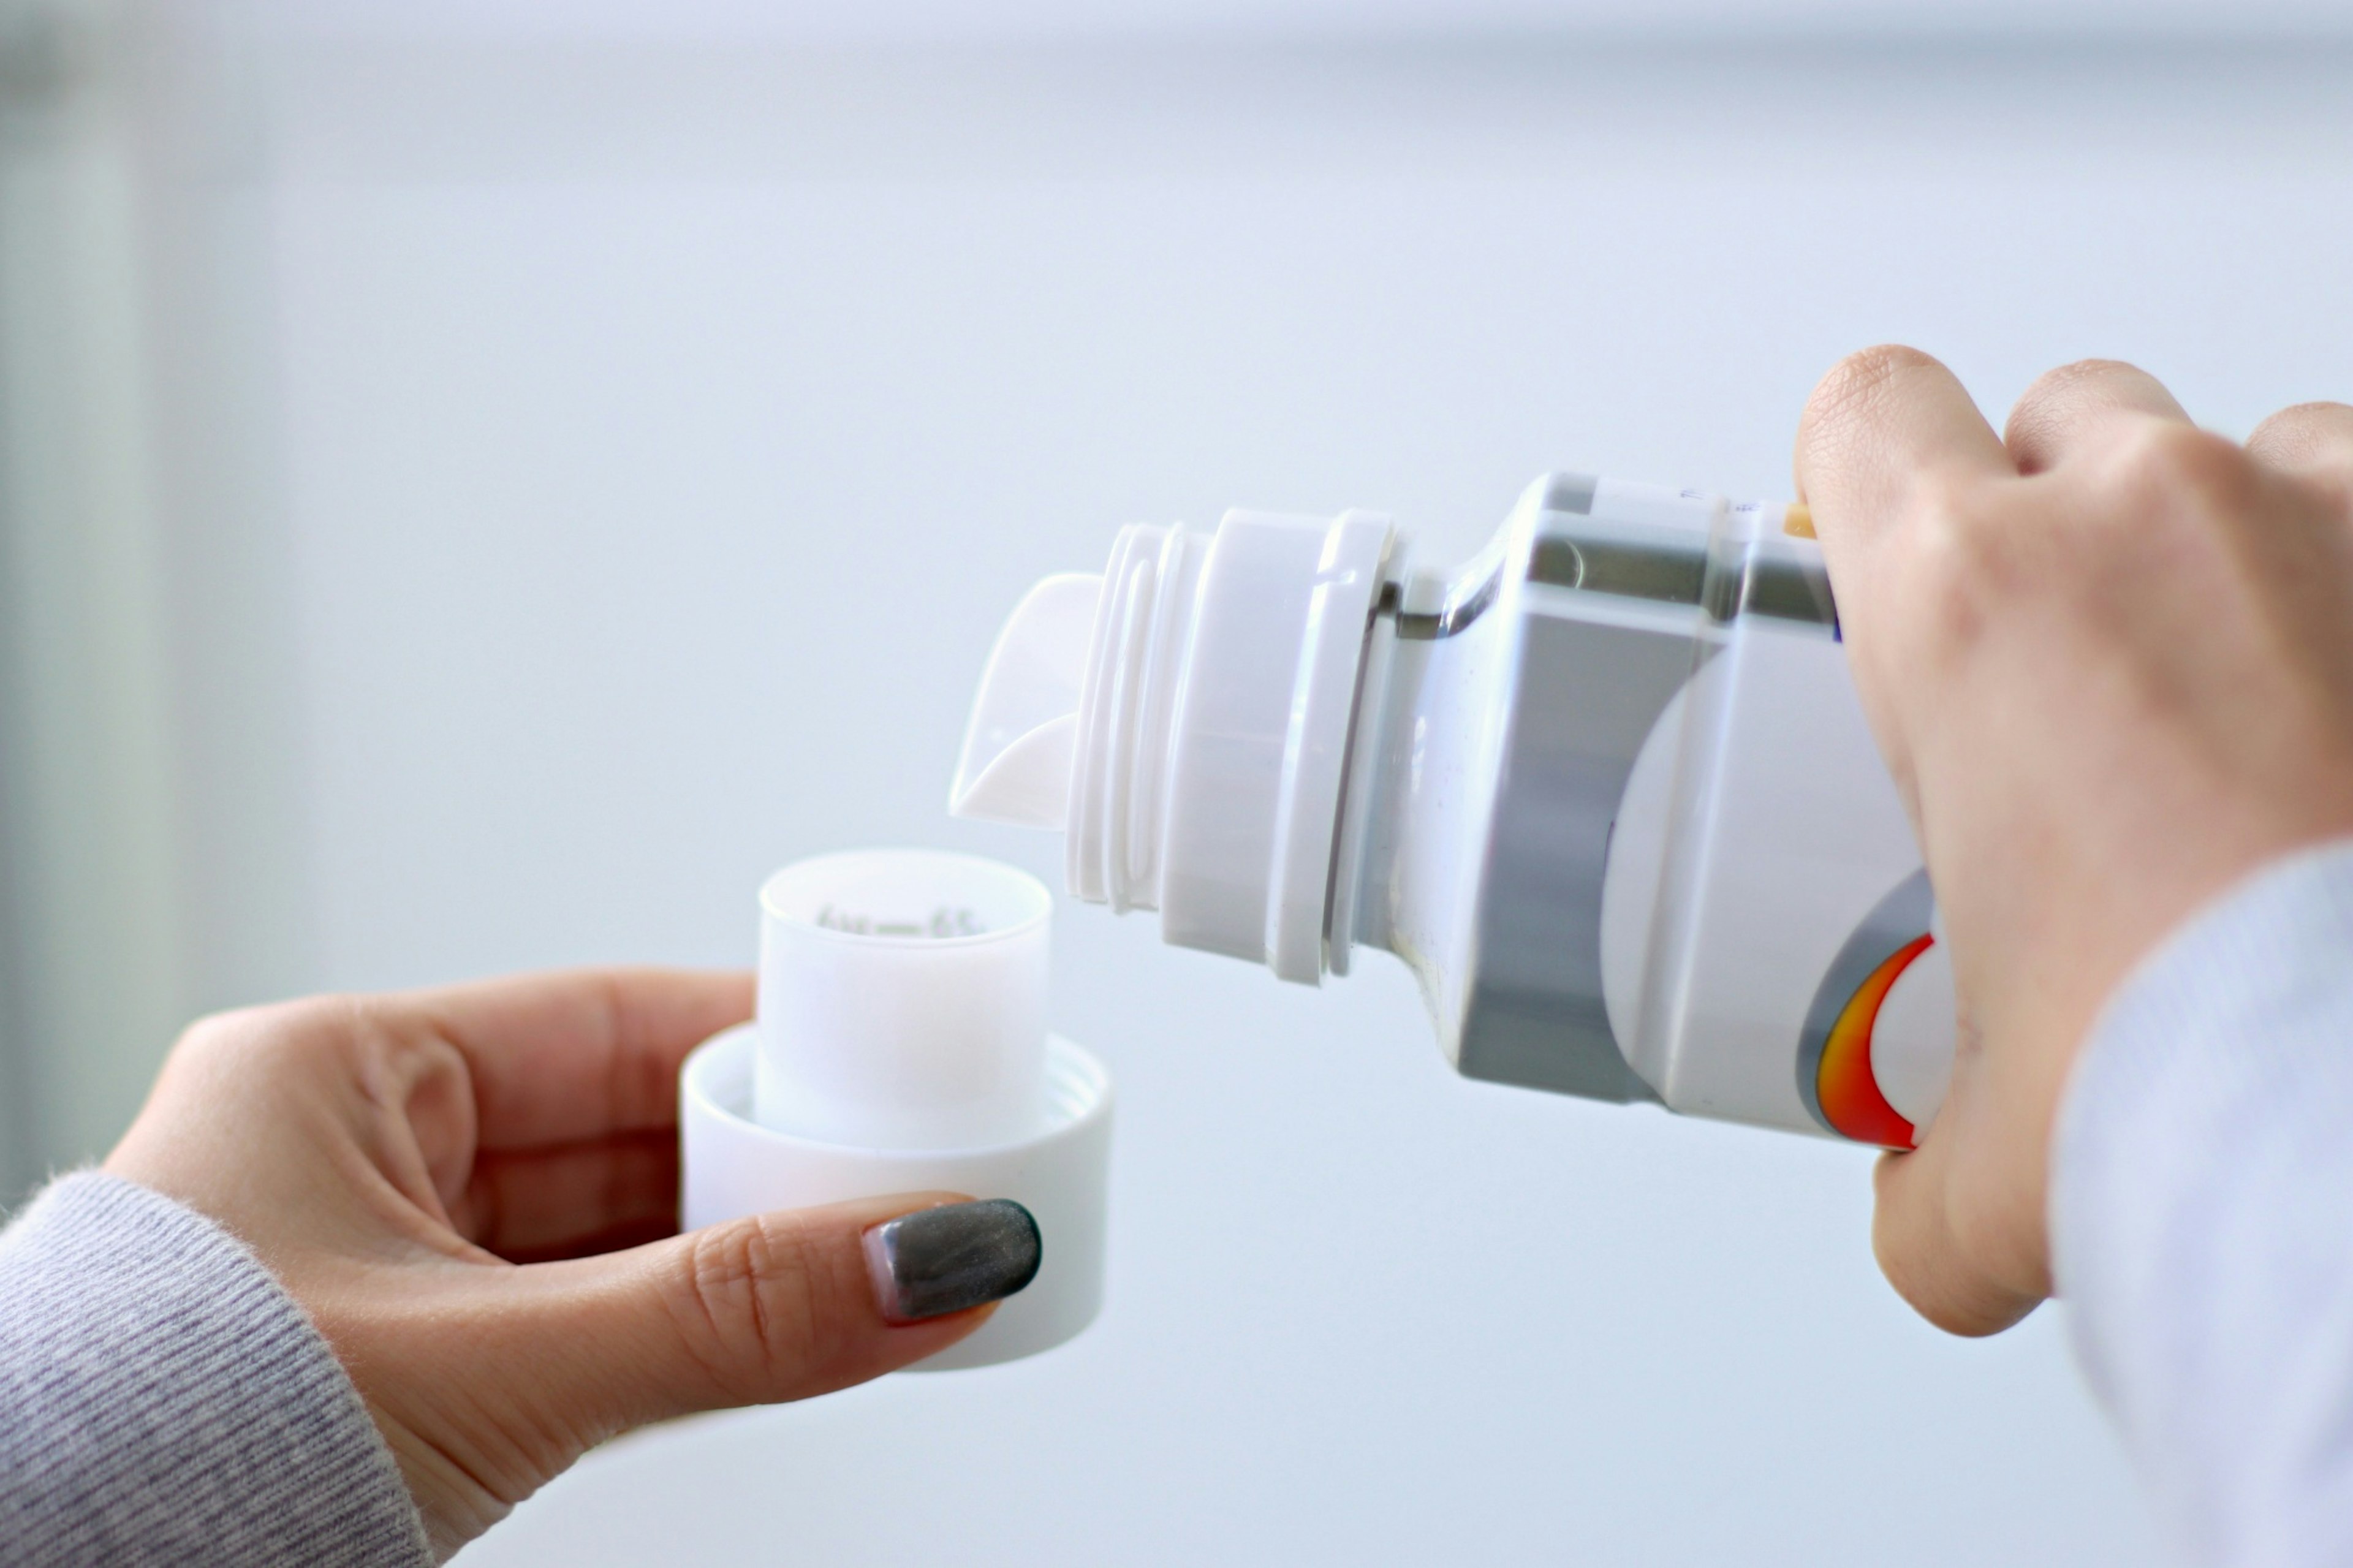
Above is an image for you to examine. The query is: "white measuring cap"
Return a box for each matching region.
[680,849,1112,1369]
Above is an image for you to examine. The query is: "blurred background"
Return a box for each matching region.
[4,0,2350,1561]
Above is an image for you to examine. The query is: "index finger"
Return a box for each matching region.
[1794,346,2012,574]
[406,966,754,1151]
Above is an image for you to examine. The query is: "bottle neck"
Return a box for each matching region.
[1065,521,1199,915]
[1064,507,1395,983]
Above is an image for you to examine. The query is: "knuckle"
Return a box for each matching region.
[169,1009,251,1064]
[2019,357,2140,406]
[667,1216,851,1401]
[2249,400,2353,459]
[1870,1155,2036,1338]
[1803,344,1941,437]
[2254,398,2353,430]
[2006,359,2145,440]
[2113,419,2246,499]
[2085,423,2264,551]
[2052,355,2141,382]
[170,995,352,1072]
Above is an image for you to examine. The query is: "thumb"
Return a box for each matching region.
[374,1194,1040,1549]
[529,1194,1040,1429]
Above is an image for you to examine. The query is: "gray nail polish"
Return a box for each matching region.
[863,1199,1042,1324]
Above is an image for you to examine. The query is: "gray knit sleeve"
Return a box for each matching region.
[0,1171,432,1567]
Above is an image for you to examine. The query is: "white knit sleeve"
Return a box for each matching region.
[2053,839,2353,1568]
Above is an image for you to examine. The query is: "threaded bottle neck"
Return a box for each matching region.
[1067,522,1199,914]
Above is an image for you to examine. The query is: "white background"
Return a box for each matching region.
[220,15,2353,1566]
[265,0,2353,42]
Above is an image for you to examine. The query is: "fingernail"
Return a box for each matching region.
[862,1199,1042,1324]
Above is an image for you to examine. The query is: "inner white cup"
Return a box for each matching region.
[753,849,1053,1149]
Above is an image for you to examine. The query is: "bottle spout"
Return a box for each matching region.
[947,510,1387,971]
[949,572,1104,827]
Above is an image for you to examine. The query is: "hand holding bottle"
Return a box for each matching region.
[1795,350,2353,1335]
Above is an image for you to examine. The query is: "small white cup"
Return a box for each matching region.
[754,849,1051,1148]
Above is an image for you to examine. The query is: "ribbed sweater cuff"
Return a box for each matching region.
[0,1171,431,1567]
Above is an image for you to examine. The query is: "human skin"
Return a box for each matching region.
[1795,350,2353,1336]
[105,968,989,1559]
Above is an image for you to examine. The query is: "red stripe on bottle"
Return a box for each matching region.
[1816,934,1933,1150]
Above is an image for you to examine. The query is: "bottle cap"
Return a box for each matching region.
[680,849,1112,1369]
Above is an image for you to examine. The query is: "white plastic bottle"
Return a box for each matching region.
[950,474,1953,1149]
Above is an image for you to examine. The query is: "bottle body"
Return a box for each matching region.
[952,474,1954,1148]
[1354,476,1950,1143]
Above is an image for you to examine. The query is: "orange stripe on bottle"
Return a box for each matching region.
[1815,933,1933,1149]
